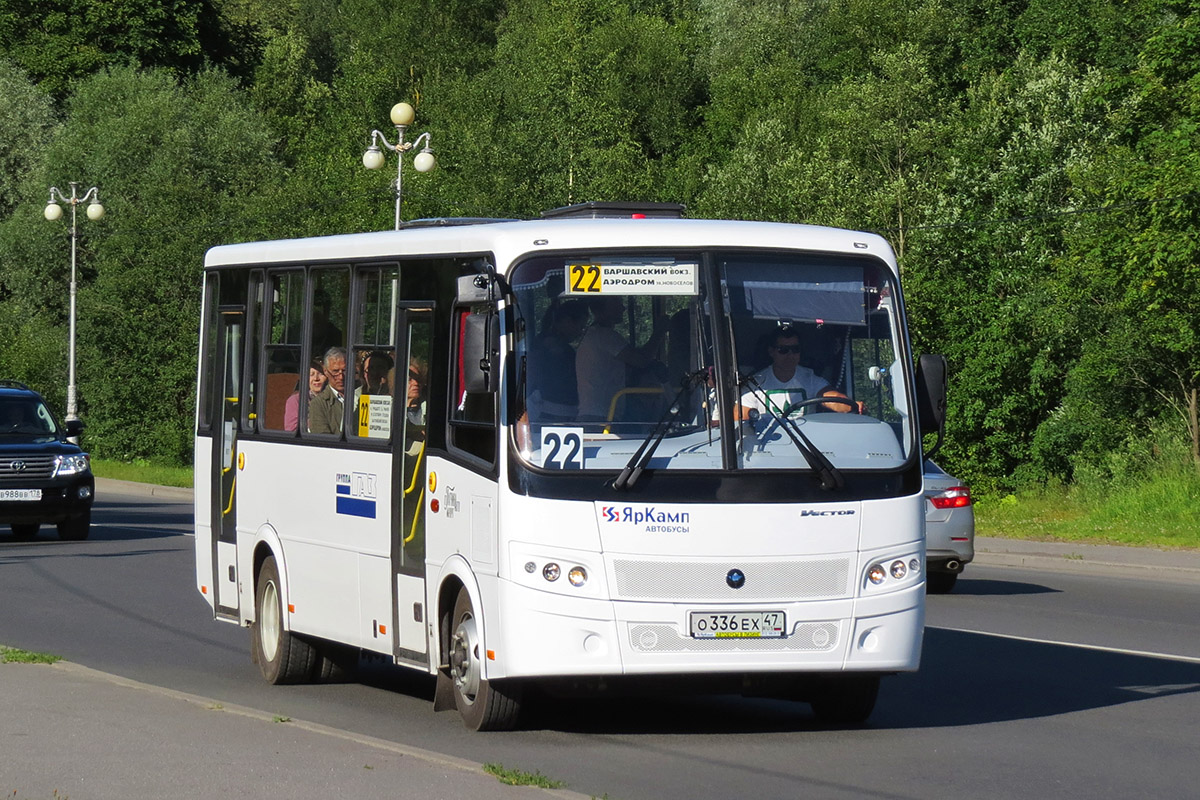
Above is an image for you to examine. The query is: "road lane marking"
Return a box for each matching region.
[930,626,1200,665]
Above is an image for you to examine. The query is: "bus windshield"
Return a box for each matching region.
[511,251,913,473]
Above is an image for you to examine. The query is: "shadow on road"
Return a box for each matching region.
[946,577,1060,596]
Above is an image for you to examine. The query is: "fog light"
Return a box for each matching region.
[78,486,92,499]
[868,564,886,585]
[568,566,587,587]
[890,560,907,579]
[543,562,561,582]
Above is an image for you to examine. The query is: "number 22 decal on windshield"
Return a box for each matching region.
[568,264,602,294]
[541,427,585,469]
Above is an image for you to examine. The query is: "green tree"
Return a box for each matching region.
[0,66,282,462]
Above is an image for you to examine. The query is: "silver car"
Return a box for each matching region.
[923,460,974,593]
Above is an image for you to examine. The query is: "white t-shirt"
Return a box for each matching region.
[739,365,830,416]
[576,325,629,419]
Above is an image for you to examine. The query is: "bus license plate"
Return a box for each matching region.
[0,489,41,501]
[690,610,786,639]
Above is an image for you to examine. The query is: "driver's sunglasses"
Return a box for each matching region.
[772,345,801,354]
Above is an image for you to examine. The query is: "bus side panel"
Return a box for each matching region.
[193,435,215,611]
[235,439,392,651]
[423,456,501,672]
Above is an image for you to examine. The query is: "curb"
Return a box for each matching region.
[972,537,1200,583]
[95,476,194,500]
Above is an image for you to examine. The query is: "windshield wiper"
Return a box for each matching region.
[740,376,845,491]
[612,371,706,491]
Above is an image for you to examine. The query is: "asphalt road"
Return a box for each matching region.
[3,485,1199,800]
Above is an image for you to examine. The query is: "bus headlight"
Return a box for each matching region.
[890,560,908,579]
[567,566,588,587]
[542,563,561,582]
[868,564,887,585]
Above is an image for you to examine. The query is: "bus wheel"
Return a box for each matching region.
[809,675,880,726]
[448,587,522,731]
[10,523,39,541]
[253,556,316,684]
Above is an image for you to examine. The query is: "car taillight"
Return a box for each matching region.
[928,486,971,509]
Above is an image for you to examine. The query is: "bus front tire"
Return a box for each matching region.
[253,556,316,684]
[448,587,522,731]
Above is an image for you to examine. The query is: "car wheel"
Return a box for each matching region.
[252,556,316,684]
[10,523,40,541]
[56,511,91,541]
[447,587,522,731]
[809,675,880,726]
[926,571,959,594]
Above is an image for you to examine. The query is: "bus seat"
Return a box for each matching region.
[264,372,299,430]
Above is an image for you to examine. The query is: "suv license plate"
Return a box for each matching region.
[690,610,786,639]
[0,489,41,501]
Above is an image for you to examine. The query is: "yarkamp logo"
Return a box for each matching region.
[601,506,691,533]
[800,509,856,517]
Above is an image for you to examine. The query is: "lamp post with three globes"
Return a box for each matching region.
[362,102,436,229]
[44,182,105,423]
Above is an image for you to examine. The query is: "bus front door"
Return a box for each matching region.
[392,309,432,666]
[210,309,243,621]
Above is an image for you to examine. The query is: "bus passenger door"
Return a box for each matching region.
[392,309,432,666]
[210,309,243,620]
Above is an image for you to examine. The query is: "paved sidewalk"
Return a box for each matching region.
[1,659,588,800]
[973,536,1200,582]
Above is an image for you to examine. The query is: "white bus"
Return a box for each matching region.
[194,202,947,730]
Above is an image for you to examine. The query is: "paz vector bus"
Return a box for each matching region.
[193,202,947,730]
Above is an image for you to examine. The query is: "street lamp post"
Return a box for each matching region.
[44,182,104,423]
[362,102,437,228]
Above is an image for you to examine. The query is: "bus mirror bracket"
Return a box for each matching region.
[457,273,492,304]
[916,353,947,458]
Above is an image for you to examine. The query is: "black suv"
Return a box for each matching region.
[0,382,94,540]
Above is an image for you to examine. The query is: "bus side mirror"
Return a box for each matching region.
[916,354,947,456]
[463,311,500,394]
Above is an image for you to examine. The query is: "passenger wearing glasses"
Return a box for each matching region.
[309,346,348,435]
[738,326,856,417]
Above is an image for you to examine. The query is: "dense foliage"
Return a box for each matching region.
[1,0,1197,491]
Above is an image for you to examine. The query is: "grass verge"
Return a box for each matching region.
[976,467,1200,550]
[90,458,192,488]
[483,763,566,789]
[1,646,62,664]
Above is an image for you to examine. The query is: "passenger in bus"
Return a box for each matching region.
[576,296,666,421]
[738,326,857,417]
[527,299,587,422]
[405,357,428,428]
[309,346,348,435]
[283,358,327,432]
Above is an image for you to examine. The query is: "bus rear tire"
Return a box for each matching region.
[809,675,880,726]
[253,556,316,684]
[448,587,522,731]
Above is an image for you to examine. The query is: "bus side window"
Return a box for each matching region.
[306,267,350,437]
[449,306,497,464]
[350,267,399,441]
[262,270,304,433]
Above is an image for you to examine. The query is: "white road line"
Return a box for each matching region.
[930,625,1200,665]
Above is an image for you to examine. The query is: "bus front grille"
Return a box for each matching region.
[612,557,852,601]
